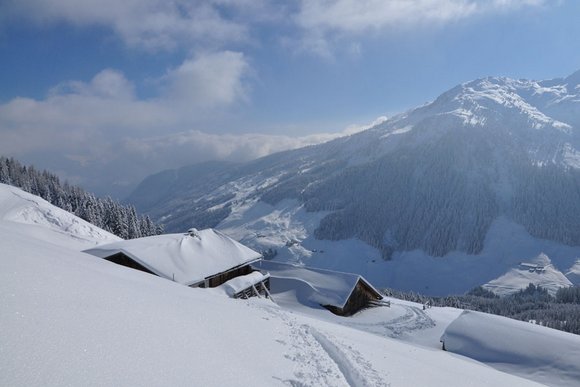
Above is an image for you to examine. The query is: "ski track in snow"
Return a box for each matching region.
[345,305,436,338]
[383,305,436,338]
[308,327,389,387]
[261,305,388,387]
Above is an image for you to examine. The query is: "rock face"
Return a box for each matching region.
[128,71,580,264]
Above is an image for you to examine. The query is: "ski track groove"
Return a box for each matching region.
[343,304,436,338]
[258,305,388,387]
[308,326,389,387]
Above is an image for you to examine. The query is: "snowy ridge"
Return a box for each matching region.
[0,183,119,248]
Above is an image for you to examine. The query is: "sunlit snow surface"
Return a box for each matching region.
[0,183,120,248]
[441,310,580,387]
[2,184,571,386]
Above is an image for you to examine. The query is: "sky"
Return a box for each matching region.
[1,0,580,198]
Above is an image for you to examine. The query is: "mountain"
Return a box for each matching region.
[2,183,579,386]
[128,71,580,295]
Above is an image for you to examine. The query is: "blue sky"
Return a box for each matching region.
[1,0,580,197]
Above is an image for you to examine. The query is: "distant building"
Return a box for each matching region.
[84,228,269,297]
[519,262,549,273]
[252,260,385,316]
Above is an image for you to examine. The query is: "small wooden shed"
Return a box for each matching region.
[83,228,264,291]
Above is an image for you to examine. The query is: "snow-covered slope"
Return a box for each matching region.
[483,253,573,296]
[1,187,557,386]
[567,259,580,285]
[441,310,580,387]
[128,70,580,295]
[0,183,119,248]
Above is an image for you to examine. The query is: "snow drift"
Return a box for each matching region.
[441,310,580,387]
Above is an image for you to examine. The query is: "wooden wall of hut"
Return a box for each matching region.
[105,253,157,277]
[324,279,383,316]
[205,264,253,288]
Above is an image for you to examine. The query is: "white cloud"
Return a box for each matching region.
[162,51,250,109]
[296,0,476,34]
[119,115,388,171]
[0,0,550,56]
[296,0,547,32]
[0,0,249,51]
[0,50,251,155]
[293,0,548,56]
[0,56,385,192]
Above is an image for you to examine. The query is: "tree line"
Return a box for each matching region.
[0,156,163,239]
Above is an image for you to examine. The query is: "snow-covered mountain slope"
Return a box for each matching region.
[567,260,580,285]
[483,253,573,296]
[2,188,575,386]
[128,70,580,295]
[0,183,119,248]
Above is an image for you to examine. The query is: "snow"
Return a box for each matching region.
[0,185,559,386]
[566,259,580,285]
[83,228,262,286]
[0,183,119,249]
[380,125,413,139]
[484,253,573,296]
[222,271,269,296]
[441,310,580,387]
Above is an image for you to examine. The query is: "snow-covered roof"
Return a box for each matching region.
[252,261,381,309]
[84,229,262,286]
[222,271,270,297]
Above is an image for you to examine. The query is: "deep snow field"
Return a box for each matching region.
[2,184,580,386]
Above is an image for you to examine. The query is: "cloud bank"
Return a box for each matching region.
[0,61,382,195]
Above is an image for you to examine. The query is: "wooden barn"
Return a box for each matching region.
[252,260,385,316]
[84,228,269,297]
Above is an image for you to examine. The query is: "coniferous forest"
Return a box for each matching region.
[0,156,162,239]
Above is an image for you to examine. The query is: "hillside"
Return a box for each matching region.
[483,253,573,296]
[3,184,579,386]
[128,71,580,295]
[0,183,119,248]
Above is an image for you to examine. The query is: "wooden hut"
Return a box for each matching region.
[252,260,384,316]
[84,228,267,294]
